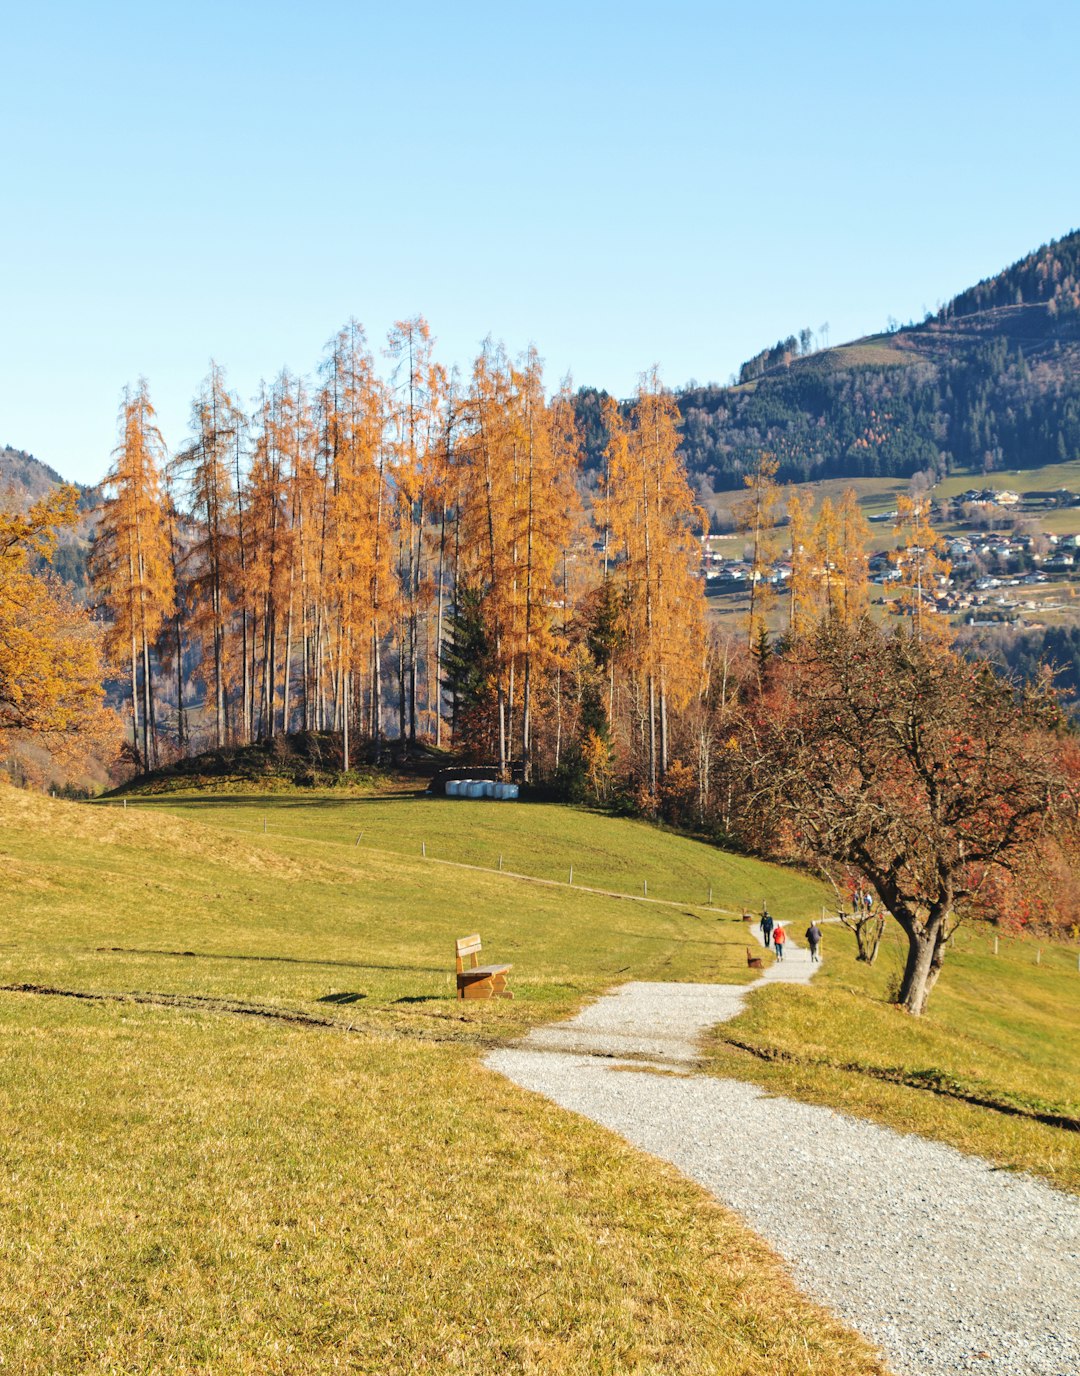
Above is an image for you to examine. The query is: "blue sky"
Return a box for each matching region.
[3,0,1079,484]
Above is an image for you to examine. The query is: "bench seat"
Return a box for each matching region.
[458,963,512,981]
[455,935,513,999]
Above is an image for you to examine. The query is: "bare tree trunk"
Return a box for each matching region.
[129,631,140,770]
[895,905,950,1016]
[282,585,294,735]
[840,911,886,964]
[659,679,669,781]
[434,511,447,747]
[343,666,350,772]
[141,630,154,769]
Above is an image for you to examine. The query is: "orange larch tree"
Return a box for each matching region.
[892,492,950,639]
[734,451,780,652]
[319,322,395,764]
[90,380,176,769]
[3,486,114,759]
[602,371,707,795]
[177,363,245,748]
[386,316,446,749]
[247,372,300,738]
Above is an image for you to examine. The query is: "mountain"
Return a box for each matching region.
[575,229,1080,493]
[0,444,96,590]
[0,444,72,500]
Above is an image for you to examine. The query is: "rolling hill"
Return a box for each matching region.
[576,229,1080,493]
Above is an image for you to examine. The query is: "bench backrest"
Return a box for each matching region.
[456,933,482,974]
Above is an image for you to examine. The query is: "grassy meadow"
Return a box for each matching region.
[0,782,892,1375]
[704,919,1080,1193]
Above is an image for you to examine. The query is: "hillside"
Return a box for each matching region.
[0,443,71,499]
[0,443,96,589]
[575,229,1080,493]
[0,783,890,1374]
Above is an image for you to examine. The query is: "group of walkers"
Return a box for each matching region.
[758,908,822,963]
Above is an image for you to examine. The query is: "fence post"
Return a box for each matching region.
[499,854,503,872]
[422,841,426,858]
[355,832,363,845]
[708,885,713,906]
[994,936,999,956]
[569,866,573,886]
[643,880,647,898]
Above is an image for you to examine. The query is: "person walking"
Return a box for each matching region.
[772,922,786,961]
[805,920,822,962]
[760,908,774,947]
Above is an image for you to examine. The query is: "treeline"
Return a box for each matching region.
[940,229,1080,321]
[89,322,709,799]
[736,325,825,385]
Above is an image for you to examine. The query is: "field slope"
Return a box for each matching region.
[0,783,887,1375]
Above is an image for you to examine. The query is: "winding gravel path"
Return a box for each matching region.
[486,925,1080,1376]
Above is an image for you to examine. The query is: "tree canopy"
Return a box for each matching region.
[0,487,116,763]
[740,616,1078,1014]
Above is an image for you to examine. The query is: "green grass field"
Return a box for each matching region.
[0,782,891,1374]
[118,791,819,915]
[704,920,1080,1193]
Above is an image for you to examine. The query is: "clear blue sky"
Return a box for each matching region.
[3,0,1078,485]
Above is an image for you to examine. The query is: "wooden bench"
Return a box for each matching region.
[455,934,513,1000]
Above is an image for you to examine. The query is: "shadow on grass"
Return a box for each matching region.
[95,946,445,974]
[93,793,428,810]
[318,991,366,1005]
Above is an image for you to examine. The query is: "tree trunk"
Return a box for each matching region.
[129,632,141,771]
[895,908,949,1016]
[841,912,885,963]
[434,511,446,748]
[141,629,154,770]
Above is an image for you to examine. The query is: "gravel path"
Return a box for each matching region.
[486,925,1080,1376]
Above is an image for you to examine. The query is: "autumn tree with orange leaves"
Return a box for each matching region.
[3,486,115,760]
[319,322,396,766]
[387,317,447,749]
[176,364,245,748]
[734,451,780,653]
[453,342,581,776]
[90,381,175,769]
[741,615,1077,1015]
[602,371,707,796]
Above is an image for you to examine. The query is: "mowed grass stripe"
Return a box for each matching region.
[115,793,826,917]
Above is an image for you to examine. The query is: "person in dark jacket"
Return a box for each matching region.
[805,921,822,962]
[760,908,774,947]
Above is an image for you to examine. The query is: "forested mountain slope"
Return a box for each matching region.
[0,445,96,588]
[576,229,1080,492]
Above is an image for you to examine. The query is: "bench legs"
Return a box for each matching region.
[459,973,513,1000]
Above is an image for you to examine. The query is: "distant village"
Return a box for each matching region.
[703,485,1080,628]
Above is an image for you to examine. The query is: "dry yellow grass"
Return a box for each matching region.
[0,784,889,1373]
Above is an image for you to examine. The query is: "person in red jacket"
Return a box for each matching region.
[772,923,787,961]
